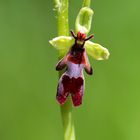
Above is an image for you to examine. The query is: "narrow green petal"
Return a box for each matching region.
[49,36,74,52]
[75,7,94,35]
[85,41,110,60]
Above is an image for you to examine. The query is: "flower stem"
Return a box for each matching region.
[54,0,76,140]
[82,0,91,7]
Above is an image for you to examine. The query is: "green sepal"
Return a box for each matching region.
[49,36,74,52]
[75,7,94,35]
[85,41,110,60]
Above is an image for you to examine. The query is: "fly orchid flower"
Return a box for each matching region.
[49,7,110,106]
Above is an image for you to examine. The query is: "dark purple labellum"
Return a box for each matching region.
[56,30,93,106]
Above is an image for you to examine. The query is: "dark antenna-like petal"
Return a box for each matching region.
[85,34,94,41]
[70,30,77,39]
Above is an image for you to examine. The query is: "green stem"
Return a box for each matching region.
[54,0,76,140]
[82,0,91,7]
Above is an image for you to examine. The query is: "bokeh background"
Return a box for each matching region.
[0,0,140,140]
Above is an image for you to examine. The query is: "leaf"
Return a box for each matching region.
[49,36,74,53]
[85,41,110,60]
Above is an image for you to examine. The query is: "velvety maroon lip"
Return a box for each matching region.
[62,75,83,93]
[68,48,85,64]
[56,30,94,106]
[57,75,84,106]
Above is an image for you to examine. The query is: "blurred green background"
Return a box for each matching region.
[0,0,140,140]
